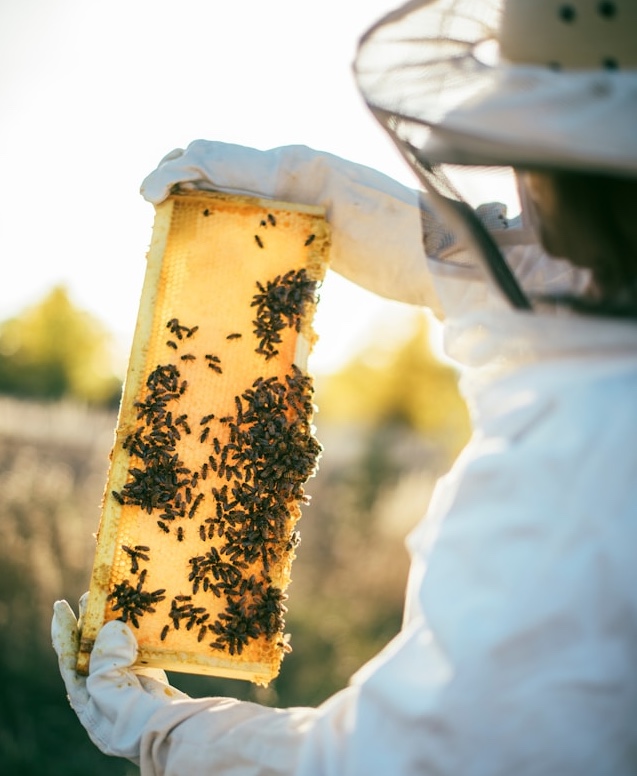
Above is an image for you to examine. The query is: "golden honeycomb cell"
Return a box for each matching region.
[76,191,330,685]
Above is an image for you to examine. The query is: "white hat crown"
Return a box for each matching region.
[500,0,637,70]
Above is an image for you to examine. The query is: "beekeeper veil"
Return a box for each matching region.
[354,0,637,317]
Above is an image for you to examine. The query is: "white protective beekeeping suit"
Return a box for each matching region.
[52,1,637,774]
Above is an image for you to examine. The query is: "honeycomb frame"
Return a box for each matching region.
[76,191,330,685]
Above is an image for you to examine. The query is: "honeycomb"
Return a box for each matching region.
[76,191,330,685]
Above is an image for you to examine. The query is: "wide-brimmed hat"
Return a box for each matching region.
[354,0,637,177]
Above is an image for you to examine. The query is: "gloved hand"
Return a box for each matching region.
[140,140,440,311]
[52,596,188,763]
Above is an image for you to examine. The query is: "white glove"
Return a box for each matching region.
[140,140,440,311]
[52,597,188,763]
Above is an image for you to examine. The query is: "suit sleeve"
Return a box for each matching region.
[140,140,441,311]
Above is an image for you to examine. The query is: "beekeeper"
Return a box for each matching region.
[52,0,637,773]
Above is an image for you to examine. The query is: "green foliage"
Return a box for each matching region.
[317,310,471,457]
[0,286,122,407]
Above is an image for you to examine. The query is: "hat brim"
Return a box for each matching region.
[355,0,637,176]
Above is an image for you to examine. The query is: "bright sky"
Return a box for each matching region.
[1,0,430,375]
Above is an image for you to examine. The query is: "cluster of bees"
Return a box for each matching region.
[108,239,321,657]
[108,567,166,629]
[251,268,318,360]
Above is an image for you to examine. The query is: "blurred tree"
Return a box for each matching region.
[0,286,122,407]
[317,309,470,456]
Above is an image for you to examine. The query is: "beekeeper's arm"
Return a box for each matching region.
[51,601,318,772]
[53,362,636,774]
[140,140,441,312]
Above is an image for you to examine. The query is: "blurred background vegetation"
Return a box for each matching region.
[0,286,469,775]
[0,286,123,409]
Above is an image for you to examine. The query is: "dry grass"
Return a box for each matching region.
[0,396,445,773]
